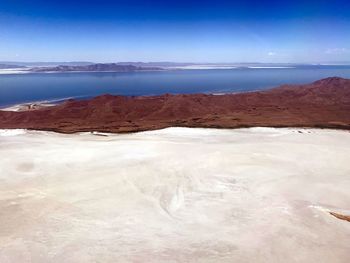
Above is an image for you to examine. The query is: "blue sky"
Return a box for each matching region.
[0,0,349,63]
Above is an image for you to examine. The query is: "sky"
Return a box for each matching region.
[0,0,349,63]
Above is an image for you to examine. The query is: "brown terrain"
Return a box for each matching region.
[329,212,350,222]
[0,77,350,133]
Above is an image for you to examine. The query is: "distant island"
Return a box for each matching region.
[29,63,164,72]
[1,77,349,133]
[1,62,350,74]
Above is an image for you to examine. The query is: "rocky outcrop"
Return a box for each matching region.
[330,212,350,222]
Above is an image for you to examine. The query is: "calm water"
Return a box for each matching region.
[1,67,350,106]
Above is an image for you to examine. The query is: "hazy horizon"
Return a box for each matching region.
[2,61,350,65]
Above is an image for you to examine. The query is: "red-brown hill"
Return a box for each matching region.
[1,77,350,133]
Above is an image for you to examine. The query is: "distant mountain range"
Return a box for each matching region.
[0,61,93,67]
[0,61,193,68]
[29,63,163,72]
[0,61,350,71]
[1,61,350,72]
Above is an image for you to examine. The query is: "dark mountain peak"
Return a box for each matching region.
[313,76,348,86]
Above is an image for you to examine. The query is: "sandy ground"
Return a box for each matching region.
[0,102,57,112]
[0,127,349,263]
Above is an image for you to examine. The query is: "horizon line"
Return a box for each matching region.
[1,61,350,65]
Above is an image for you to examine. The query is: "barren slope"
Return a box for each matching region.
[1,77,350,133]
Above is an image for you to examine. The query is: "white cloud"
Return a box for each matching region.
[267,51,276,56]
[325,48,350,55]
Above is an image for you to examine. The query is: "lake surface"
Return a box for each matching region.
[1,67,350,106]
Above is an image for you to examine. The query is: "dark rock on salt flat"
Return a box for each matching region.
[329,212,350,222]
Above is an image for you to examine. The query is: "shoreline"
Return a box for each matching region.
[0,94,93,111]
[1,126,349,137]
[0,89,267,112]
[1,63,349,75]
[1,102,58,112]
[1,77,350,134]
[4,123,350,135]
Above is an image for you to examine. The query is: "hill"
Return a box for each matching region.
[1,77,349,133]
